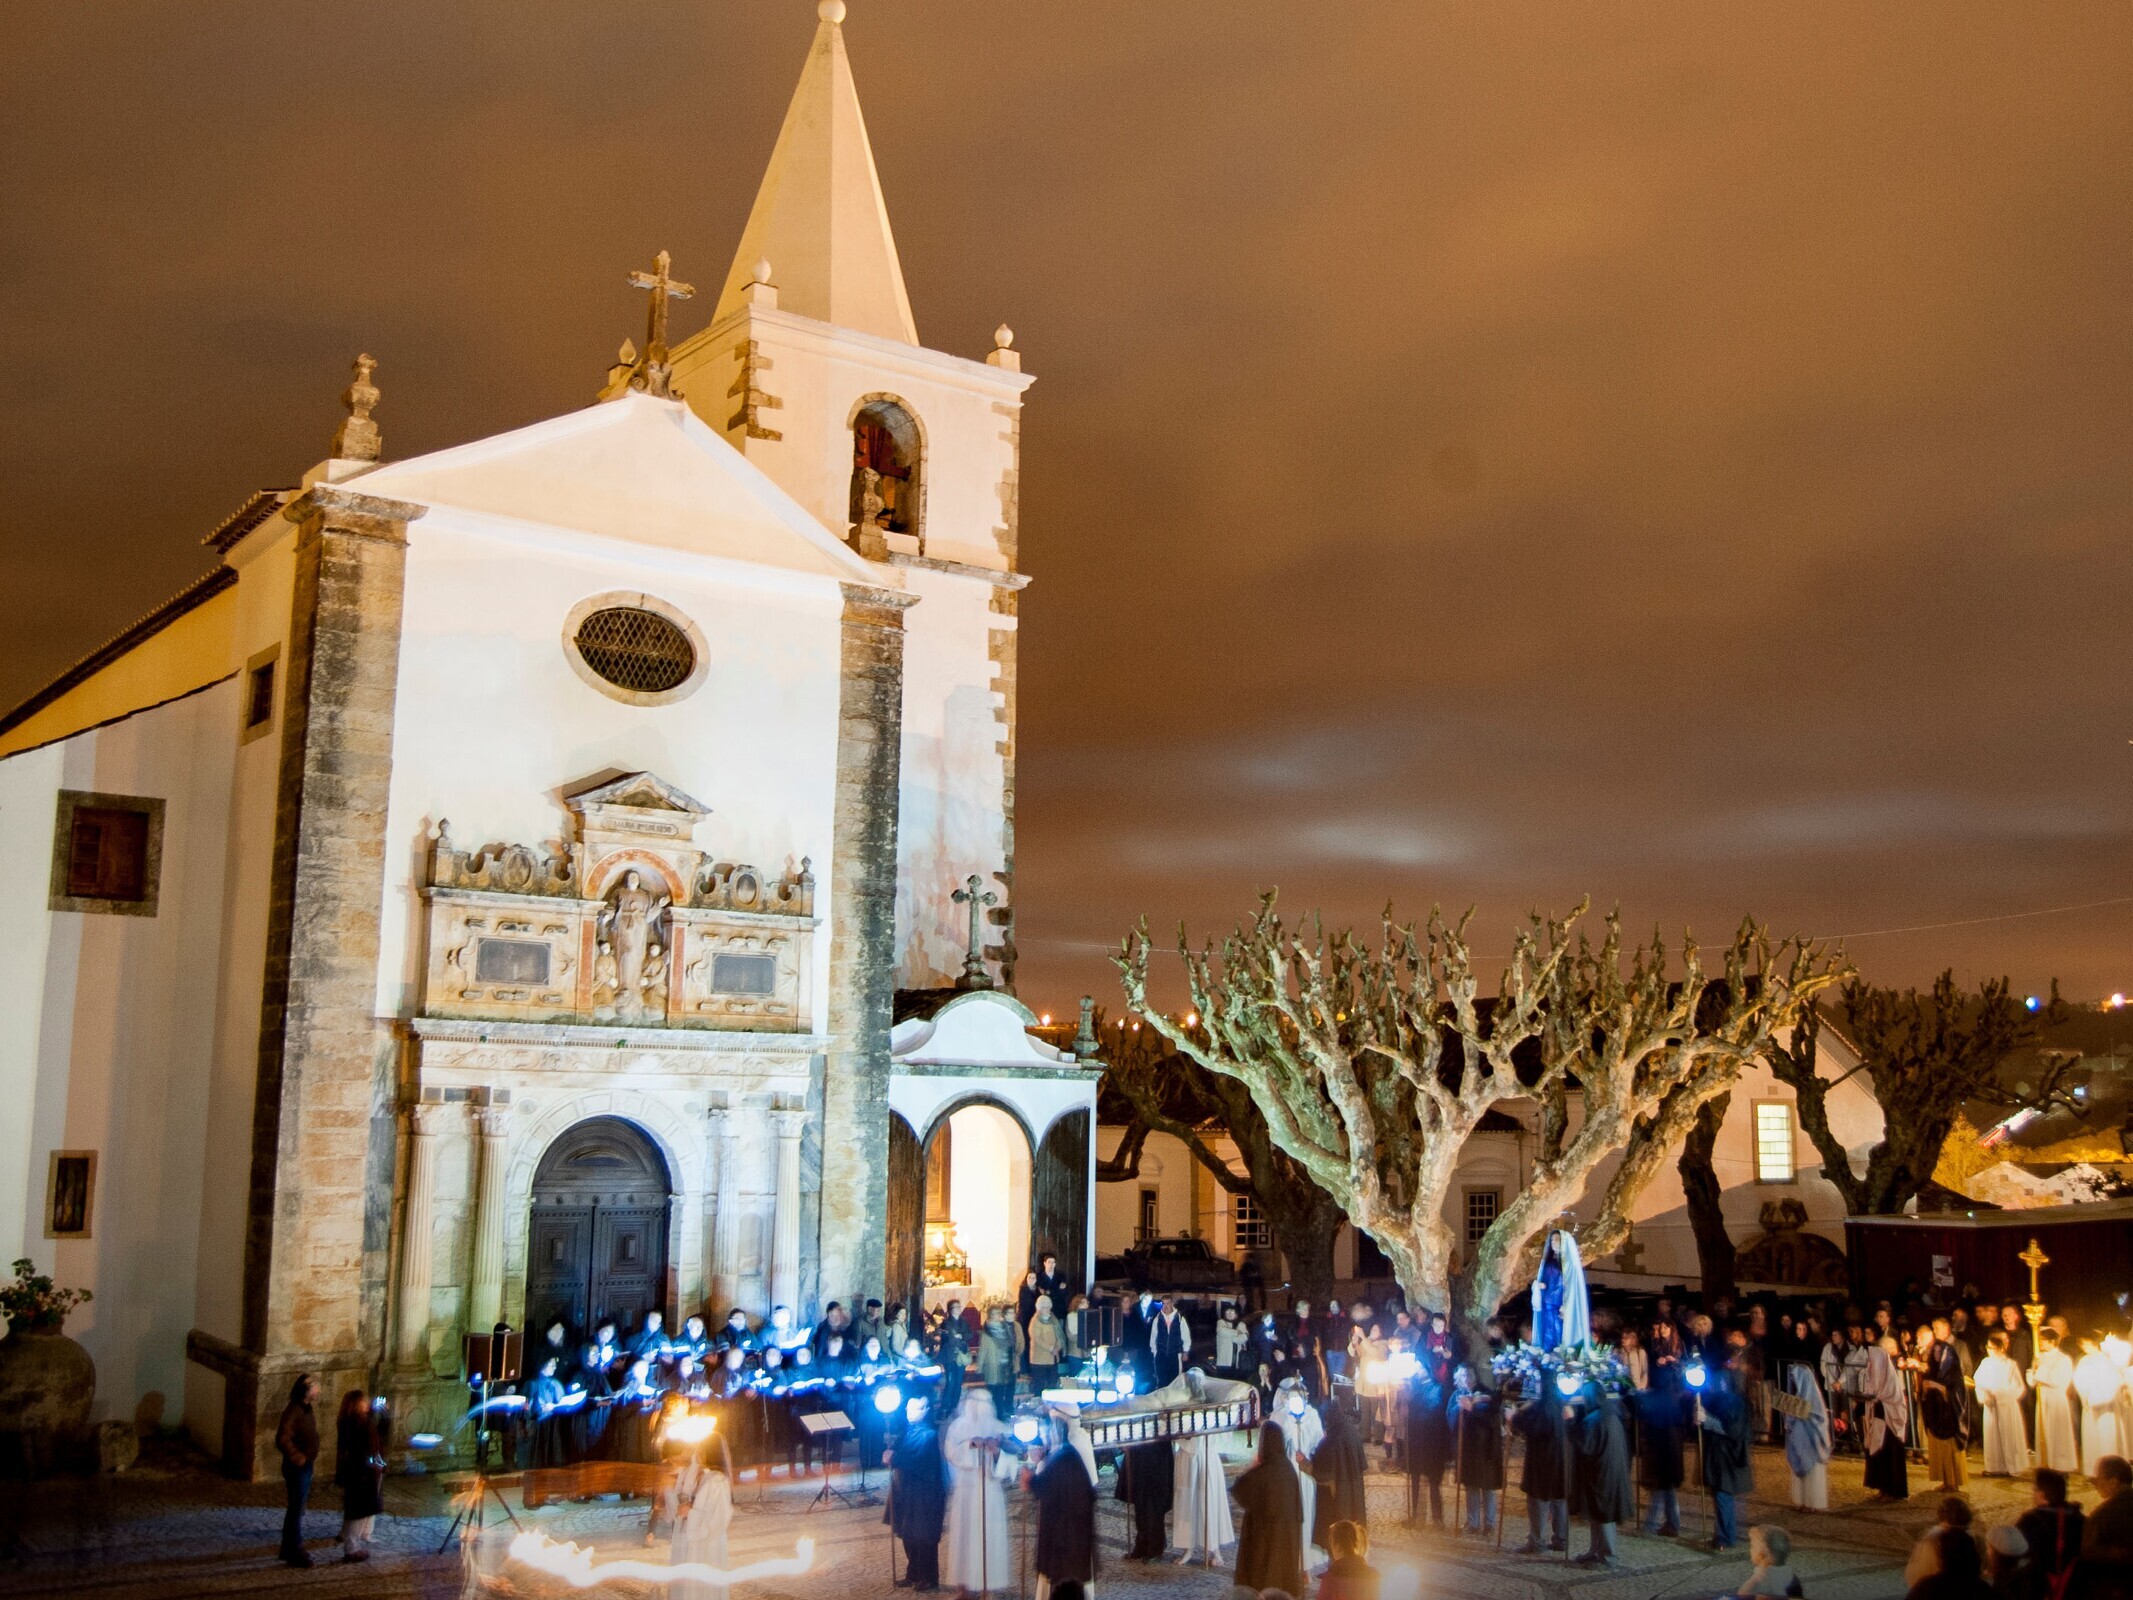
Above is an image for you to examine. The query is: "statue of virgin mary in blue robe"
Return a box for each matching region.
[1530,1228,1591,1351]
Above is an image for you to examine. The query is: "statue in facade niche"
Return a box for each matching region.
[598,871,670,1018]
[640,941,669,1019]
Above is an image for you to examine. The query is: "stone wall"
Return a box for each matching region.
[235,485,421,1479]
[815,584,911,1308]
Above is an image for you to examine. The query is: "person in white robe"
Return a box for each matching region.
[2107,1334,2133,1456]
[2030,1328,2079,1472]
[2074,1336,2128,1477]
[1782,1362,1831,1511]
[943,1389,1015,1595]
[1274,1379,1326,1569]
[669,1441,733,1600]
[1173,1428,1236,1564]
[1973,1332,2029,1476]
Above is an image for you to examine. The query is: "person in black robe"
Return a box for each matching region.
[1402,1373,1454,1526]
[1292,1306,1326,1402]
[1514,1375,1571,1554]
[528,1357,575,1469]
[1312,1400,1369,1551]
[888,1396,948,1591]
[1116,1438,1174,1559]
[1250,1312,1283,1396]
[1035,1253,1072,1315]
[1697,1361,1755,1552]
[1569,1382,1634,1568]
[1634,1362,1690,1537]
[1232,1421,1307,1596]
[1448,1369,1503,1536]
[1028,1434,1098,1596]
[715,1309,757,1356]
[1116,1292,1149,1392]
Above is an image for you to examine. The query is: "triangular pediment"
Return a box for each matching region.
[353,392,890,584]
[566,771,710,818]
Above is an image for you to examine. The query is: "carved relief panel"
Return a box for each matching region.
[420,772,816,1033]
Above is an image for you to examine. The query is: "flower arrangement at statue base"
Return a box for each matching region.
[1489,1339,1627,1394]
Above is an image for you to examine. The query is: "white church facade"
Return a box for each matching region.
[0,3,1095,1477]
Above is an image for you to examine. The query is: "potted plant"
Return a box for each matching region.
[0,1259,97,1473]
[2,1258,92,1334]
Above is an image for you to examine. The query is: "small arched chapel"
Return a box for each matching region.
[0,1,1096,1476]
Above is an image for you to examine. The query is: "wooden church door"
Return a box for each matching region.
[1032,1109,1091,1293]
[526,1116,672,1339]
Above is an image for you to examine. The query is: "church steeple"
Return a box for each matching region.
[711,0,919,345]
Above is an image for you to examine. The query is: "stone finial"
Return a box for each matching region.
[986,323,1021,372]
[331,353,382,462]
[740,256,779,311]
[994,324,1014,350]
[1074,995,1099,1060]
[819,0,846,20]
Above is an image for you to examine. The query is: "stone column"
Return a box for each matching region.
[816,584,913,1309]
[395,1102,451,1370]
[224,482,425,1478]
[768,1108,807,1313]
[465,1106,510,1335]
[706,1109,743,1316]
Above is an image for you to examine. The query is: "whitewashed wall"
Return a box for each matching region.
[0,682,239,1425]
[373,507,848,1025]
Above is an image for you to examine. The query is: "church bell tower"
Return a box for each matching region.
[670,0,1032,993]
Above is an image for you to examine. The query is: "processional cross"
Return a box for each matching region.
[626,250,695,398]
[2019,1236,2050,1371]
[952,873,997,991]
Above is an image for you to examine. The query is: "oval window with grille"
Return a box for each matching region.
[562,593,708,705]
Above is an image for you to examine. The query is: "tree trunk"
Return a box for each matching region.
[1277,1213,1340,1307]
[1679,1090,1737,1300]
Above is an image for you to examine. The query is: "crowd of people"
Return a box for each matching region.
[263,1268,2133,1597]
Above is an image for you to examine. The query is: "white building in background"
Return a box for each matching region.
[0,4,1092,1478]
[1096,1022,1886,1303]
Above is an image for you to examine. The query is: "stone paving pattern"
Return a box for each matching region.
[0,1434,2067,1600]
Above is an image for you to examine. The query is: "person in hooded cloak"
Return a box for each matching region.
[1402,1368,1455,1527]
[1118,1436,1174,1561]
[943,1390,1013,1596]
[1312,1399,1369,1552]
[1174,1425,1235,1565]
[889,1394,948,1592]
[1233,1421,1307,1597]
[1568,1378,1634,1568]
[1782,1360,1832,1511]
[1273,1379,1326,1566]
[669,1436,734,1600]
[1447,1366,1503,1536]
[1861,1342,1911,1502]
[1027,1414,1099,1599]
[1634,1357,1691,1537]
[1514,1371,1571,1554]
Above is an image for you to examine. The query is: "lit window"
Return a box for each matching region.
[1464,1188,1500,1245]
[1232,1193,1271,1251]
[1756,1101,1795,1182]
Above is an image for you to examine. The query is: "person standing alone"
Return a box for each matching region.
[276,1374,321,1568]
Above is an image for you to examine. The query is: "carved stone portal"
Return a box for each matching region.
[421,772,816,1032]
[1734,1198,1849,1289]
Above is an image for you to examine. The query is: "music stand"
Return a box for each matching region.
[438,1329,526,1552]
[799,1410,871,1510]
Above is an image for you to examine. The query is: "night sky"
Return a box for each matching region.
[6,3,2130,1009]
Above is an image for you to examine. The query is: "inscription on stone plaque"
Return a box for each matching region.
[709,952,778,995]
[476,938,553,986]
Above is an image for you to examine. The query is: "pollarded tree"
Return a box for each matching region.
[1098,1015,1351,1304]
[1763,973,2069,1216]
[1118,895,1842,1349]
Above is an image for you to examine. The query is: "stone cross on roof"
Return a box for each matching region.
[952,873,997,991]
[626,250,695,399]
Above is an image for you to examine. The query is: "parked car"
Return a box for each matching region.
[1104,1237,1239,1298]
